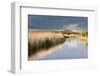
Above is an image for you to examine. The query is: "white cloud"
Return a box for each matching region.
[63,24,80,31]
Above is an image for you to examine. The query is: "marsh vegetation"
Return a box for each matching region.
[28,31,88,58]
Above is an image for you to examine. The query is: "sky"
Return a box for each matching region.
[28,15,88,32]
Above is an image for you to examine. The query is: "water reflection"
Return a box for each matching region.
[64,38,79,48]
[40,37,88,60]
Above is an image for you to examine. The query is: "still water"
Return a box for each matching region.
[40,38,88,60]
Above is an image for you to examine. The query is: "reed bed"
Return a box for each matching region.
[28,37,66,57]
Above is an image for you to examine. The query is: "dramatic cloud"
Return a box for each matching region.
[63,24,84,32]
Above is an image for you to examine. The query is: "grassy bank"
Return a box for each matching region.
[28,32,66,56]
